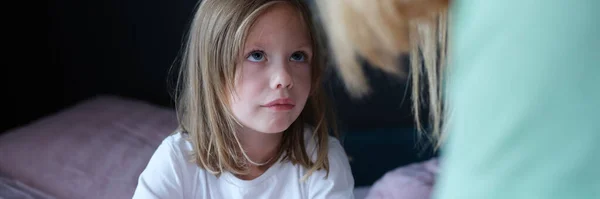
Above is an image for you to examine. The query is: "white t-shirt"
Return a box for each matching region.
[132,128,355,199]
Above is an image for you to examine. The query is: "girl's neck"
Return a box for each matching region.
[237,127,283,167]
[235,127,283,181]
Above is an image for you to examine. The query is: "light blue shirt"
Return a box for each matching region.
[434,0,600,198]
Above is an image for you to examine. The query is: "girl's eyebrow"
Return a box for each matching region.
[293,42,313,53]
[294,43,311,50]
[244,42,311,51]
[243,43,266,51]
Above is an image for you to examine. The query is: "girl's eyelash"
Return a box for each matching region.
[244,50,310,61]
[293,51,309,61]
[246,49,264,57]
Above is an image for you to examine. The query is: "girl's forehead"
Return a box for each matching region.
[244,4,311,47]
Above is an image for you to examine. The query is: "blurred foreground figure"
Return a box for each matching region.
[316,0,600,198]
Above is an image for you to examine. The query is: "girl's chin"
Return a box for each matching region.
[261,124,293,134]
[258,121,296,134]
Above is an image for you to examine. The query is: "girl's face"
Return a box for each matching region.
[230,4,312,134]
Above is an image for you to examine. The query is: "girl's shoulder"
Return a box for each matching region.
[134,131,204,198]
[299,125,355,197]
[154,131,195,162]
[162,131,194,151]
[301,125,344,157]
[150,131,198,171]
[301,125,350,175]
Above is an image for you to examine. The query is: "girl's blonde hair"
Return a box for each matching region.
[174,0,336,178]
[316,0,450,148]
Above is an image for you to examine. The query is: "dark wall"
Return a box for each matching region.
[49,0,197,107]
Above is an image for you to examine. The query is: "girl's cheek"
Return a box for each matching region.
[292,64,312,87]
[240,61,263,72]
[236,62,269,90]
[291,62,311,74]
[237,62,264,81]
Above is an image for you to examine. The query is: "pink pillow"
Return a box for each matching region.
[0,95,177,199]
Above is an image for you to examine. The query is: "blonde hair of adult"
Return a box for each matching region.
[174,0,336,178]
[316,0,450,148]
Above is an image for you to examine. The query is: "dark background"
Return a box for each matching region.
[5,0,436,186]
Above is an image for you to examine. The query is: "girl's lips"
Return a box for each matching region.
[266,104,295,111]
[262,98,295,111]
[263,98,295,106]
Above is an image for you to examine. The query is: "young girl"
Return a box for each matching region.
[132,0,354,198]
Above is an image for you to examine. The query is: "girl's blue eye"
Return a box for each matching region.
[290,52,306,62]
[247,51,265,62]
